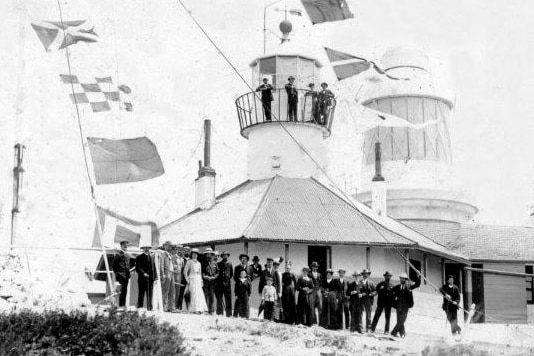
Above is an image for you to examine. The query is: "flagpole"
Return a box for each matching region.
[55,0,116,297]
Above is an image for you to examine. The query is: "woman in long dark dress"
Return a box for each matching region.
[320,269,341,330]
[296,266,314,326]
[281,262,297,324]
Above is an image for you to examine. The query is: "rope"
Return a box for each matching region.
[56,0,95,199]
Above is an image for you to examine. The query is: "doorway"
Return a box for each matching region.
[308,246,330,276]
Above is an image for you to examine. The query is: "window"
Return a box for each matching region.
[526,265,534,305]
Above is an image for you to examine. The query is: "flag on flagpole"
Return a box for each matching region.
[325,47,408,81]
[92,206,159,248]
[87,137,165,185]
[60,74,133,113]
[31,20,98,51]
[301,0,353,24]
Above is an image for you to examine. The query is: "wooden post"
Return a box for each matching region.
[405,249,410,274]
[423,253,428,285]
[244,241,249,255]
[441,258,446,285]
[285,244,289,262]
[366,247,371,270]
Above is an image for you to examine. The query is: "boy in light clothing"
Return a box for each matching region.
[262,277,277,321]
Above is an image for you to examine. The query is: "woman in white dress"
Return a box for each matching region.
[183,248,208,313]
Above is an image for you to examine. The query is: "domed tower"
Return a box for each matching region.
[356,48,477,223]
[235,40,336,180]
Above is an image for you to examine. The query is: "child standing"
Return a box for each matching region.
[262,276,277,321]
[234,270,252,318]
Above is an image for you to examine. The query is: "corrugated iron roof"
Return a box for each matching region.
[160,176,468,262]
[405,221,534,262]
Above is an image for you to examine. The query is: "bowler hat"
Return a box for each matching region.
[252,256,260,261]
[383,271,393,277]
[239,253,250,261]
[288,75,295,80]
[321,82,328,87]
[399,272,409,279]
[310,261,319,268]
[119,240,129,246]
[221,251,230,257]
[352,271,361,277]
[361,268,371,275]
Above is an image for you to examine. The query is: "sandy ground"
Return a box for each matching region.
[145,307,534,356]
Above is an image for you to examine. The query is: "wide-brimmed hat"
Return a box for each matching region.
[302,266,310,272]
[203,247,214,254]
[252,256,260,261]
[310,261,319,268]
[239,253,250,261]
[352,271,361,277]
[361,268,371,275]
[221,251,230,257]
[190,248,200,255]
[383,271,393,277]
[338,268,346,273]
[326,268,334,274]
[163,241,172,246]
[288,75,295,80]
[399,272,409,279]
[140,245,151,249]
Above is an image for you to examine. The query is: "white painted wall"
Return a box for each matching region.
[246,122,328,180]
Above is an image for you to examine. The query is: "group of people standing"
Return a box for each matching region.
[255,76,334,125]
[112,241,462,338]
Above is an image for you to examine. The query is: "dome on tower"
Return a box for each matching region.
[381,47,430,73]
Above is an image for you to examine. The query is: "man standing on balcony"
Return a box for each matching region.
[256,77,274,121]
[318,82,334,125]
[285,76,298,121]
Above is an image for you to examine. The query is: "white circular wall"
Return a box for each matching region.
[246,122,328,180]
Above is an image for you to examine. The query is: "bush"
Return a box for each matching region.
[0,308,186,355]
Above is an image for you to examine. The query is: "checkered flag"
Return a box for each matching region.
[60,74,133,113]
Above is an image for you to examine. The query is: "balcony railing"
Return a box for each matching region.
[235,88,336,138]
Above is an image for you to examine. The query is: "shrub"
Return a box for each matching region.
[0,308,186,355]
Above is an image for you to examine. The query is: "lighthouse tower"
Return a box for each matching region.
[235,40,336,180]
[356,48,477,223]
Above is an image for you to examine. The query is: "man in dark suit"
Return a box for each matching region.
[391,272,421,338]
[337,268,350,329]
[347,271,363,333]
[256,78,274,121]
[216,251,233,317]
[259,257,276,294]
[440,275,462,335]
[371,271,395,334]
[309,261,323,325]
[318,82,334,125]
[112,240,131,307]
[285,76,298,121]
[251,256,263,280]
[135,245,156,310]
[357,269,376,332]
[234,253,253,282]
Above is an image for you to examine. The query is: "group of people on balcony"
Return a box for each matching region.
[255,76,335,125]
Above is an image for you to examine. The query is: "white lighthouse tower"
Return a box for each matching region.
[356,48,477,223]
[236,41,336,180]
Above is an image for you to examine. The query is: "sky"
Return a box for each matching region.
[1,0,534,248]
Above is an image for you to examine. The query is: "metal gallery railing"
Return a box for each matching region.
[235,88,336,137]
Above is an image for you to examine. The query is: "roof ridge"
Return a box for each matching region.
[241,176,277,238]
[159,179,253,231]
